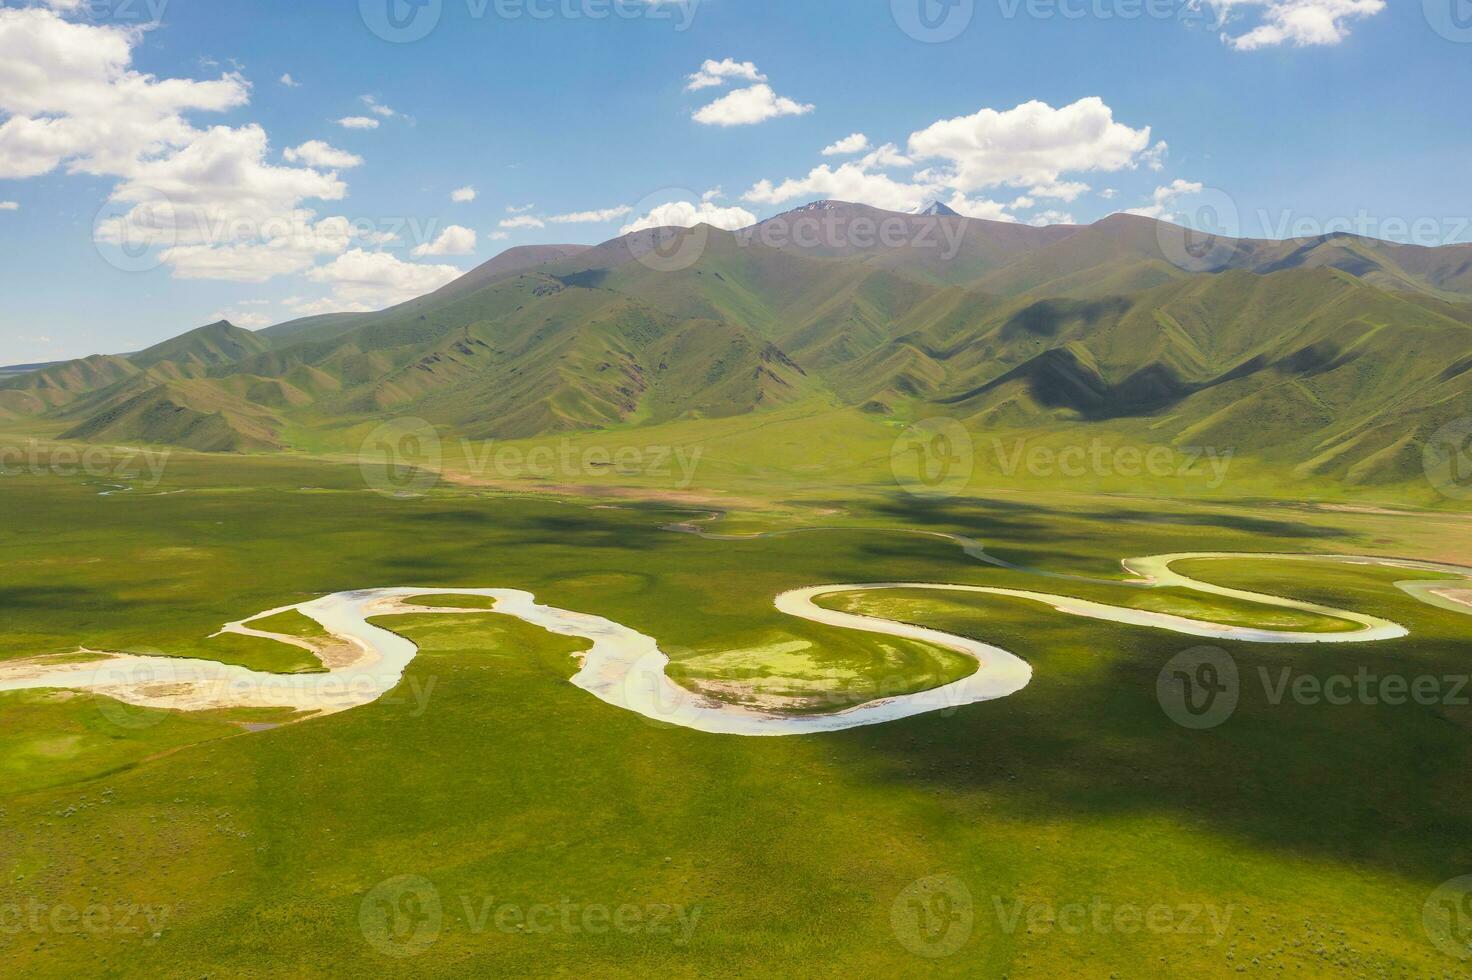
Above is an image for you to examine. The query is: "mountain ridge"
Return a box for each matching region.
[5,201,1470,491]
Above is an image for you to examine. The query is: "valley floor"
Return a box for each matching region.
[2,447,1472,976]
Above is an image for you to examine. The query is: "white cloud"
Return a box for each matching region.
[361,95,397,118]
[1029,210,1075,226]
[307,249,463,310]
[283,140,362,169]
[487,230,509,241]
[908,98,1154,195]
[693,84,814,127]
[0,7,249,179]
[150,213,383,283]
[822,133,870,156]
[621,200,757,234]
[280,296,343,317]
[742,98,1159,223]
[1143,140,1168,172]
[547,206,633,223]
[101,125,347,244]
[451,185,477,203]
[1027,179,1090,202]
[160,242,322,282]
[685,58,766,91]
[1201,0,1385,50]
[744,161,938,213]
[210,308,273,329]
[1099,188,1119,200]
[0,200,17,211]
[1125,179,1204,220]
[412,224,477,256]
[92,127,386,283]
[499,215,545,230]
[0,11,382,286]
[337,116,379,130]
[279,73,300,88]
[942,193,1015,222]
[505,203,535,214]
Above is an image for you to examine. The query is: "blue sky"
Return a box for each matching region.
[0,0,1467,364]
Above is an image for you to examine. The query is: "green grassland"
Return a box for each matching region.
[2,448,1472,976]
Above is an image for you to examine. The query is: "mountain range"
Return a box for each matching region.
[5,201,1472,489]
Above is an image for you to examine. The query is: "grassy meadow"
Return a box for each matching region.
[2,435,1472,976]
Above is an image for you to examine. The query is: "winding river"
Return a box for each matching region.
[1,546,1469,736]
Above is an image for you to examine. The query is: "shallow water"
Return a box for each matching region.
[0,553,1465,736]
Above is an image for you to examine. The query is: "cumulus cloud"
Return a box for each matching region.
[307,249,463,311]
[0,10,413,286]
[0,7,249,179]
[159,242,324,282]
[745,162,938,213]
[685,58,766,91]
[412,224,477,256]
[907,98,1154,195]
[100,124,347,245]
[451,185,476,202]
[1029,209,1076,226]
[742,97,1160,224]
[143,212,381,283]
[279,73,300,88]
[499,215,545,230]
[283,140,362,169]
[1027,180,1090,202]
[693,83,814,127]
[547,206,633,223]
[1201,0,1385,50]
[0,200,17,211]
[337,116,379,130]
[620,200,757,234]
[943,193,1015,222]
[822,133,870,156]
[1143,140,1169,171]
[1125,179,1204,220]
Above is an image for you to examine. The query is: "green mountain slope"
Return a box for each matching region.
[5,202,1470,497]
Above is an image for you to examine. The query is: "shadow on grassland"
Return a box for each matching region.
[824,601,1471,885]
